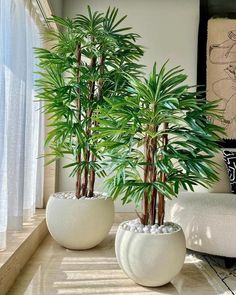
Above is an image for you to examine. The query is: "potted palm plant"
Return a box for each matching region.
[95,62,224,286]
[35,6,143,249]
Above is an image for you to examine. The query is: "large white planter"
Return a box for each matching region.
[46,193,114,250]
[115,221,186,287]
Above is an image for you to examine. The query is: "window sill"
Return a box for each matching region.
[0,210,48,295]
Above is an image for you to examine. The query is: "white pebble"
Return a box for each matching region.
[121,219,179,234]
[164,222,172,226]
[162,228,168,233]
[167,227,175,233]
[143,227,149,233]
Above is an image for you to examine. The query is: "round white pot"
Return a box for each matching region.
[46,192,114,250]
[115,221,186,287]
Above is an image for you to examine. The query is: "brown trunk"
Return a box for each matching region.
[158,192,165,225]
[141,136,152,225]
[88,55,106,198]
[158,168,166,225]
[142,191,149,225]
[81,173,88,197]
[149,128,158,225]
[82,150,90,197]
[83,50,97,197]
[150,160,157,225]
[88,154,96,198]
[76,154,81,198]
[150,188,157,225]
[158,123,168,225]
[75,44,82,198]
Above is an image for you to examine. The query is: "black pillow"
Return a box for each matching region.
[223,150,236,194]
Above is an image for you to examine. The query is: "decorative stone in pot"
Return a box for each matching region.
[115,220,186,287]
[46,192,114,250]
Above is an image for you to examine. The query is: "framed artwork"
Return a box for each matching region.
[198,0,236,147]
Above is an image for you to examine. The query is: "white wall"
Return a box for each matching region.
[50,0,63,16]
[63,0,199,75]
[58,0,200,211]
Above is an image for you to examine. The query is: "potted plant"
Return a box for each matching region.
[95,62,224,286]
[34,6,144,250]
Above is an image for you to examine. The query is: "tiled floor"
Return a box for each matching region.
[8,217,220,295]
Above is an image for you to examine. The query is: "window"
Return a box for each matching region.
[0,0,44,250]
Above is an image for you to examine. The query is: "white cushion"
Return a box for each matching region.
[166,192,236,257]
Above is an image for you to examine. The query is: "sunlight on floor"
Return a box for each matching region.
[7,220,221,295]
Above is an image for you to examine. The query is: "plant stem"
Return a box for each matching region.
[158,123,168,225]
[142,136,150,225]
[76,44,82,198]
[82,150,90,197]
[83,50,97,197]
[150,132,158,225]
[150,188,157,224]
[98,55,105,99]
[88,55,106,198]
[157,192,165,225]
[76,154,81,198]
[88,154,96,197]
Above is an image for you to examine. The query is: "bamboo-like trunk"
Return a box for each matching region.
[150,143,157,224]
[142,191,149,225]
[76,154,81,198]
[88,55,106,198]
[158,122,168,225]
[157,192,165,225]
[88,154,96,197]
[81,45,97,197]
[76,44,82,198]
[150,127,158,225]
[142,136,151,225]
[82,150,90,197]
[150,188,157,225]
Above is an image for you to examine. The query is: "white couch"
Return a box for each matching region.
[166,152,236,258]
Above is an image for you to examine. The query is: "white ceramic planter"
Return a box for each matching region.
[115,221,186,287]
[46,193,114,250]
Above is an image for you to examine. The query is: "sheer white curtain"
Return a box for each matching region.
[0,0,44,250]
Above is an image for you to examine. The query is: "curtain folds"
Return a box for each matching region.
[0,0,44,250]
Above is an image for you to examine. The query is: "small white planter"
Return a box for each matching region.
[115,221,186,287]
[46,192,114,250]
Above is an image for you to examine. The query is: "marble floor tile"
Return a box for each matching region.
[7,218,219,295]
